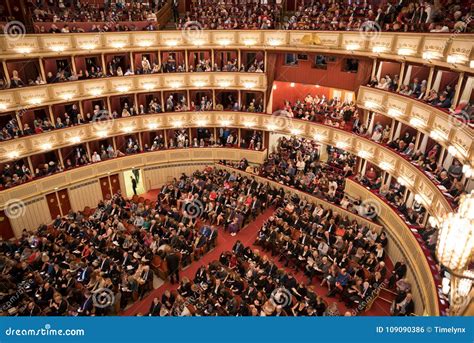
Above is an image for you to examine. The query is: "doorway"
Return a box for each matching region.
[123,168,145,197]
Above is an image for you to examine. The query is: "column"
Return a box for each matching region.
[101,53,107,74]
[48,105,55,126]
[129,52,134,73]
[70,56,77,74]
[389,119,396,141]
[426,66,435,93]
[2,61,11,87]
[451,72,464,110]
[397,61,406,91]
[371,57,377,79]
[184,49,189,72]
[38,57,46,82]
[27,156,35,176]
[57,148,65,169]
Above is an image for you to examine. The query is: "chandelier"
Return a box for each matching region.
[436,191,474,315]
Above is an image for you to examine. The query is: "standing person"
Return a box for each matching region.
[166,252,180,284]
[132,168,140,183]
[172,0,179,22]
[131,176,138,195]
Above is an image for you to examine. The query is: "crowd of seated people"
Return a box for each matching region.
[0,167,277,316]
[284,0,473,32]
[3,56,264,90]
[278,95,358,129]
[0,142,127,189]
[29,0,163,33]
[253,196,413,316]
[178,0,281,30]
[386,137,466,206]
[367,74,461,112]
[259,137,355,203]
[155,245,341,316]
[1,93,264,141]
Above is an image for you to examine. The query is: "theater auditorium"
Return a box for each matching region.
[0,0,472,318]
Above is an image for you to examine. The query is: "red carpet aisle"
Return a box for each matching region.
[122,207,274,316]
[123,190,392,316]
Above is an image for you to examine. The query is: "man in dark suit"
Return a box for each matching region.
[232,240,244,256]
[166,252,180,284]
[131,176,138,195]
[148,297,162,316]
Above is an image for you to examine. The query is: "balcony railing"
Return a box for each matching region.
[357,86,473,165]
[0,72,267,113]
[0,31,472,72]
[0,111,454,224]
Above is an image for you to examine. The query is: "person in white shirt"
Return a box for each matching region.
[91,151,101,163]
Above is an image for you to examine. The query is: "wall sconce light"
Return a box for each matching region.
[398,48,414,56]
[372,46,386,53]
[219,81,231,88]
[358,150,372,159]
[387,108,402,117]
[138,40,153,47]
[243,82,256,89]
[70,136,81,144]
[16,47,32,54]
[61,92,74,100]
[346,43,360,51]
[50,45,65,52]
[81,44,97,50]
[409,117,425,128]
[268,38,282,46]
[379,161,393,171]
[28,98,43,105]
[290,128,301,135]
[111,42,126,49]
[116,86,130,93]
[142,83,155,91]
[218,39,231,46]
[41,143,52,151]
[243,39,257,46]
[89,88,103,96]
[7,151,20,159]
